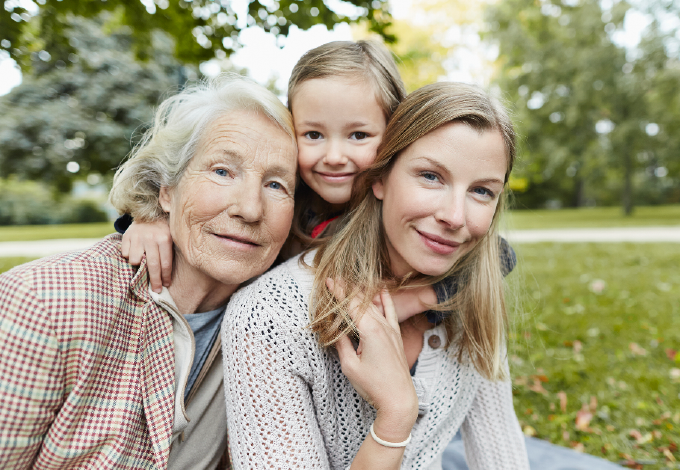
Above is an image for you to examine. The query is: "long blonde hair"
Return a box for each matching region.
[309,82,516,381]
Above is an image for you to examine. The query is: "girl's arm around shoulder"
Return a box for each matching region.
[459,355,529,470]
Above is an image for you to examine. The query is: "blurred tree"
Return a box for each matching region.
[485,0,680,212]
[1,0,392,71]
[0,15,199,193]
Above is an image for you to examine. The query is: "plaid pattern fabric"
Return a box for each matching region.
[0,234,176,469]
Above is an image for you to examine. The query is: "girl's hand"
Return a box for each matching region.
[387,285,438,322]
[121,220,173,293]
[329,280,419,443]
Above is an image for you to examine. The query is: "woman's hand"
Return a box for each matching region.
[329,280,419,442]
[121,220,173,293]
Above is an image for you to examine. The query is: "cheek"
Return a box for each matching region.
[296,144,318,173]
[266,200,294,242]
[467,203,499,238]
[354,143,379,170]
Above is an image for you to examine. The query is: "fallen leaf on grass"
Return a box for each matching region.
[629,343,648,356]
[570,442,585,452]
[670,368,680,381]
[628,429,653,444]
[662,448,676,462]
[576,404,593,431]
[666,348,677,361]
[558,391,567,412]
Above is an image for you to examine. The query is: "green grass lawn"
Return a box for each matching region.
[0,222,113,242]
[506,205,680,230]
[510,242,680,468]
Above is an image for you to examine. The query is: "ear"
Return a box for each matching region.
[159,186,172,213]
[372,179,385,201]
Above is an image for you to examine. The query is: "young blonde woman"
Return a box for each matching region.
[221,82,530,469]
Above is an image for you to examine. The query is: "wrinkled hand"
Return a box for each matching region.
[329,279,418,440]
[121,220,173,293]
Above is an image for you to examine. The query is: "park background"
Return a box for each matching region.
[1,0,679,467]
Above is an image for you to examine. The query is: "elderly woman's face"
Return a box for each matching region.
[159,110,296,287]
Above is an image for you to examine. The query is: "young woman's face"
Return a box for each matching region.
[292,77,387,208]
[372,122,507,277]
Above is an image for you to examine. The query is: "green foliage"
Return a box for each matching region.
[510,242,680,467]
[1,0,392,68]
[0,178,108,225]
[485,0,680,212]
[0,15,194,191]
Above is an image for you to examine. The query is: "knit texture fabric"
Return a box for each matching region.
[222,254,529,470]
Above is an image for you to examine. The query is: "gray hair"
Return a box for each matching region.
[109,73,295,221]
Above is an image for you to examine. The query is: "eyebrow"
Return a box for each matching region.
[298,120,373,129]
[413,156,505,185]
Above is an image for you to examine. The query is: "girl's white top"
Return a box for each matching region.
[221,253,529,470]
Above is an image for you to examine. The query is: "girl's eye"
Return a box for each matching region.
[305,131,322,140]
[350,131,368,140]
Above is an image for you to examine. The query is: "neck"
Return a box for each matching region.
[166,257,239,314]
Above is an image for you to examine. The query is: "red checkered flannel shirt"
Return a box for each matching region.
[0,234,177,469]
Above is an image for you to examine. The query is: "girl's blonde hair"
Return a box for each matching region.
[309,82,516,381]
[285,41,406,250]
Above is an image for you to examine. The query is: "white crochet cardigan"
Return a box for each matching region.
[222,254,529,470]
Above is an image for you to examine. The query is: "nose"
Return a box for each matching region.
[227,179,264,223]
[436,191,466,230]
[323,140,348,166]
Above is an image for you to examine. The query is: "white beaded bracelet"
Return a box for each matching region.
[369,422,412,448]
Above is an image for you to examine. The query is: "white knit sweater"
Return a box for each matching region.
[222,254,529,470]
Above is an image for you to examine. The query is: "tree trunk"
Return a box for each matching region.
[622,148,634,216]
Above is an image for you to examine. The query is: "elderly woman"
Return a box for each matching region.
[0,75,297,470]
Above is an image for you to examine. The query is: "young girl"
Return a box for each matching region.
[221,81,529,469]
[119,40,515,317]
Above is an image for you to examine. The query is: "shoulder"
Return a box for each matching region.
[225,252,316,331]
[0,234,143,322]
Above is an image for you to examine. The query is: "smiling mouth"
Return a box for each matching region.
[316,172,355,182]
[416,230,463,254]
[213,233,260,247]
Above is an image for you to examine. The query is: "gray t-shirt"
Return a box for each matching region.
[183,306,225,399]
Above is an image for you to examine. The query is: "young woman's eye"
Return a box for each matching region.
[305,131,322,140]
[420,171,439,182]
[473,187,495,198]
[350,131,368,140]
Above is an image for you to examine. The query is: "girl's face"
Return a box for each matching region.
[292,77,387,207]
[372,122,507,277]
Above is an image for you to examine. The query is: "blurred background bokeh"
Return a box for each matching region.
[1,0,679,468]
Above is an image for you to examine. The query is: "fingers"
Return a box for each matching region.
[158,236,174,287]
[380,290,400,332]
[121,233,131,259]
[335,334,358,371]
[146,245,163,293]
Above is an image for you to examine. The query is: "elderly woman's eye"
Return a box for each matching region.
[267,181,284,191]
[214,168,229,177]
